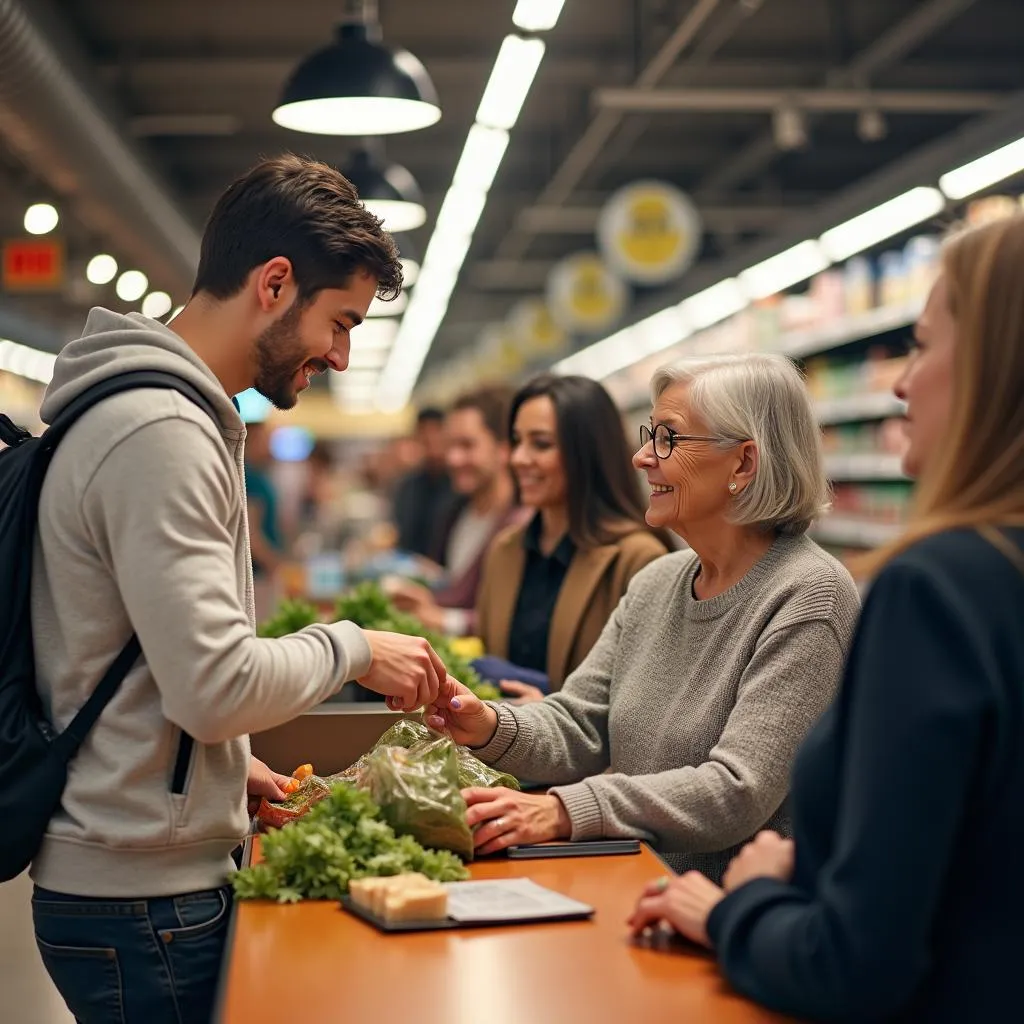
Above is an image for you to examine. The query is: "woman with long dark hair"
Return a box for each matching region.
[475,373,671,701]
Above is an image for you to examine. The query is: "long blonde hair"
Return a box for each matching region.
[861,214,1024,576]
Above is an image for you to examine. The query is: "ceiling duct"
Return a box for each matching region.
[0,0,201,295]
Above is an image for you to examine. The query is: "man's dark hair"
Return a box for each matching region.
[415,407,445,427]
[450,385,514,442]
[192,154,403,303]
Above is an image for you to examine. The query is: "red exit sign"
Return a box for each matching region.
[2,239,65,291]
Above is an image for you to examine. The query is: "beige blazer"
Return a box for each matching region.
[475,525,669,690]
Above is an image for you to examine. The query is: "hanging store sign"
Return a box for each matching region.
[2,239,65,292]
[546,251,628,335]
[597,181,701,286]
[506,299,566,359]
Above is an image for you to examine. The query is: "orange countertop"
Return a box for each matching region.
[218,840,792,1024]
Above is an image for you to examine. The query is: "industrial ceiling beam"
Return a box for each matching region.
[696,0,983,198]
[593,86,1004,115]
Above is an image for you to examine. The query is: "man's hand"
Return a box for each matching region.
[359,630,447,711]
[246,756,293,815]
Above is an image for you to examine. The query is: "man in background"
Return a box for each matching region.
[391,407,454,558]
[390,386,524,635]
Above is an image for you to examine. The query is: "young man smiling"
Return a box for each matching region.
[29,155,448,1023]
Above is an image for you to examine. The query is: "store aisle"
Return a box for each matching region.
[0,872,73,1024]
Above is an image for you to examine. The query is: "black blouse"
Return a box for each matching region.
[506,515,575,675]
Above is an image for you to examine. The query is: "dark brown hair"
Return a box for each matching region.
[450,385,515,442]
[192,154,403,303]
[510,374,673,551]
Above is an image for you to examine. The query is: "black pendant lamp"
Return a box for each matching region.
[273,0,441,136]
[343,149,426,233]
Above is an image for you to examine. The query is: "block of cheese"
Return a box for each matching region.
[348,873,448,922]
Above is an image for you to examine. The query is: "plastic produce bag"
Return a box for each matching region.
[358,736,475,860]
[255,774,333,830]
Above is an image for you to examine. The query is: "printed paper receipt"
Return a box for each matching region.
[443,879,594,923]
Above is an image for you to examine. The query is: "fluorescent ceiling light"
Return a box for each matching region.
[476,35,546,130]
[939,134,1024,200]
[116,270,149,303]
[739,240,831,300]
[367,290,409,318]
[141,291,173,319]
[513,0,567,31]
[347,347,391,370]
[0,338,57,384]
[399,256,420,287]
[680,278,746,330]
[24,203,59,235]
[86,253,118,285]
[352,319,399,350]
[820,187,945,262]
[452,124,510,193]
[362,198,426,233]
[433,187,487,242]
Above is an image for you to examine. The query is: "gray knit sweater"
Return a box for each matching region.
[475,533,860,881]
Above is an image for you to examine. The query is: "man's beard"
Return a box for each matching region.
[252,302,325,410]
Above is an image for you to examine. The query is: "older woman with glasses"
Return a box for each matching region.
[427,353,861,880]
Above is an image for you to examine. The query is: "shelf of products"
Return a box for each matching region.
[778,300,922,361]
[812,516,903,549]
[814,391,907,425]
[823,452,907,481]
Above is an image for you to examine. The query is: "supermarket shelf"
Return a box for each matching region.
[824,453,907,481]
[812,516,903,548]
[814,391,906,425]
[779,301,922,360]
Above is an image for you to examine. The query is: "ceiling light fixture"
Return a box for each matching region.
[680,279,747,330]
[272,0,440,136]
[739,240,830,300]
[0,337,57,384]
[819,186,945,262]
[476,35,546,130]
[116,270,149,303]
[939,134,1024,200]
[141,291,173,319]
[513,0,567,31]
[86,253,118,285]
[344,149,426,232]
[367,290,409,318]
[452,124,510,193]
[24,203,59,235]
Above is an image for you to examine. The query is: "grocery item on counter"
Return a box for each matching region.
[232,784,469,903]
[349,873,449,922]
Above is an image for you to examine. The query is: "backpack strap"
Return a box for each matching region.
[46,371,225,767]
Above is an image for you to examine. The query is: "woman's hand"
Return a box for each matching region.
[627,872,725,948]
[462,787,572,856]
[386,579,445,632]
[424,676,500,748]
[722,831,795,892]
[499,679,546,705]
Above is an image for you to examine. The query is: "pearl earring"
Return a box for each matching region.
[728,482,738,493]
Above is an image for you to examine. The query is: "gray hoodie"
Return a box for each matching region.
[29,308,371,898]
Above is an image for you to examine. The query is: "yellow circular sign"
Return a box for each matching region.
[506,299,567,358]
[546,252,628,334]
[597,181,702,285]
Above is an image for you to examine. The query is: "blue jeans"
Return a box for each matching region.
[32,885,232,1024]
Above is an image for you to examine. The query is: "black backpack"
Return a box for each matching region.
[0,370,220,882]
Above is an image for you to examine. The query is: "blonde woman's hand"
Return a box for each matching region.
[722,831,795,892]
[627,872,725,948]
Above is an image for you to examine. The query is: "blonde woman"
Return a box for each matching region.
[630,216,1024,1023]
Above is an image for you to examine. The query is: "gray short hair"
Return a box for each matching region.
[651,353,830,535]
